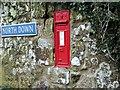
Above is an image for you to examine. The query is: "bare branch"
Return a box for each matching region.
[102,3,110,43]
[101,16,108,30]
[102,17,110,43]
[106,44,116,62]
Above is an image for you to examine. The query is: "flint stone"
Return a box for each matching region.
[71,57,80,66]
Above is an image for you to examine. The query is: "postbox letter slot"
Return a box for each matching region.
[55,19,68,23]
[55,20,68,25]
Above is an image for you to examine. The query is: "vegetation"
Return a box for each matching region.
[56,2,120,72]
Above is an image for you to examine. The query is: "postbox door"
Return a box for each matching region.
[54,10,70,68]
[57,31,67,65]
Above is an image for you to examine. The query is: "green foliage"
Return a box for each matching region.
[0,85,12,90]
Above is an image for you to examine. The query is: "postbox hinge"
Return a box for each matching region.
[52,22,54,32]
[53,48,55,60]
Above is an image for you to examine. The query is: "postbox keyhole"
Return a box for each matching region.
[59,59,62,62]
[61,15,64,19]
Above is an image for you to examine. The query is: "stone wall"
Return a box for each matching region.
[0,2,119,88]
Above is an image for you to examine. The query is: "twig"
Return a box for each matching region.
[101,16,108,30]
[102,17,110,43]
[102,3,110,43]
[106,44,116,61]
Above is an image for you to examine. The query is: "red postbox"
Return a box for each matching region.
[54,10,70,68]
